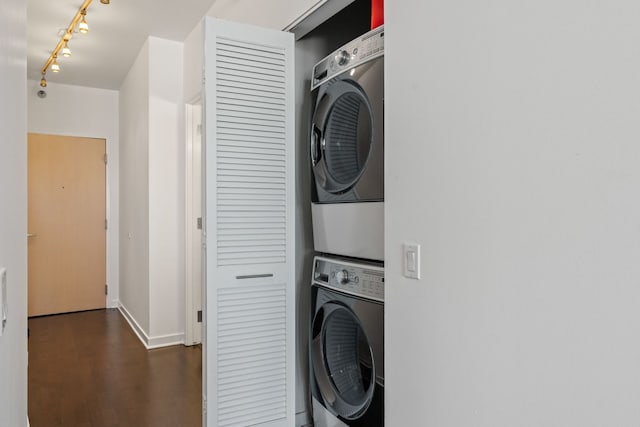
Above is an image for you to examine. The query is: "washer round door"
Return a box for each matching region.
[311,80,374,195]
[311,301,376,420]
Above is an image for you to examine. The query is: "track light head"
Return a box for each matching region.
[40,76,47,87]
[62,41,71,57]
[51,57,60,72]
[78,10,89,34]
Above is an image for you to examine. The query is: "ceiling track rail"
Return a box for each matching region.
[39,0,110,87]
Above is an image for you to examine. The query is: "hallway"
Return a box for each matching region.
[28,309,202,427]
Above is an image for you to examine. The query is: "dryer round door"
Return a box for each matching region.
[311,80,374,195]
[311,301,376,420]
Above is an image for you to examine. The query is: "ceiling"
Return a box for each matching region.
[27,0,216,90]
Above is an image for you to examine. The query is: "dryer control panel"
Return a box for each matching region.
[311,25,384,91]
[313,256,384,302]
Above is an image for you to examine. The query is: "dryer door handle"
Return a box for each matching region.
[311,125,322,166]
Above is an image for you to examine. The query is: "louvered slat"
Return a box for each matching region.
[217,283,287,427]
[215,36,289,266]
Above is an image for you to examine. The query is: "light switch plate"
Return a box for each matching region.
[403,243,421,279]
[0,268,6,335]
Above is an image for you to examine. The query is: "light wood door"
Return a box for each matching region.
[28,133,106,317]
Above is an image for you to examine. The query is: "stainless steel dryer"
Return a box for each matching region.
[310,26,384,261]
[310,255,384,427]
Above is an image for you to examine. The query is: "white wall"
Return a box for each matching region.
[184,22,204,104]
[148,37,185,343]
[119,40,151,334]
[206,0,322,31]
[0,0,27,426]
[119,37,185,347]
[386,1,640,426]
[27,81,120,308]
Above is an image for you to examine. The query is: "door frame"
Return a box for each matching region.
[185,97,203,346]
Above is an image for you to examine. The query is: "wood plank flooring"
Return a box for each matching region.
[28,309,202,427]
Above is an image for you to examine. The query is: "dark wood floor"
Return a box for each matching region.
[28,309,202,427]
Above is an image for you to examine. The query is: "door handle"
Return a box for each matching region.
[235,273,273,280]
[311,125,322,166]
[27,233,37,238]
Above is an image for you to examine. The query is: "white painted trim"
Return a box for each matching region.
[118,303,150,347]
[118,303,185,349]
[185,97,203,347]
[283,0,328,32]
[283,0,355,40]
[185,101,195,346]
[147,333,186,349]
[104,136,116,310]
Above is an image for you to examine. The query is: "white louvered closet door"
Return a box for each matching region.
[203,17,295,427]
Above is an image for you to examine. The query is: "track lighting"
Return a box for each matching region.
[62,41,71,57]
[39,0,109,78]
[78,10,89,34]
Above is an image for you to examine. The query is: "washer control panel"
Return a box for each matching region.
[312,256,384,302]
[311,25,384,90]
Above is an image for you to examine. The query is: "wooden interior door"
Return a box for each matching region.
[28,133,106,317]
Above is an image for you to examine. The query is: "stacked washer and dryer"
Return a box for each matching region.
[308,26,385,427]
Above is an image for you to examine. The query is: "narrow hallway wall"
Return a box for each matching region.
[0,0,27,425]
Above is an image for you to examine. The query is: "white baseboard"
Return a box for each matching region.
[117,302,184,349]
[117,303,150,346]
[147,332,185,349]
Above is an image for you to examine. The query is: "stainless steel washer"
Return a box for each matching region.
[310,26,384,261]
[310,255,384,427]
